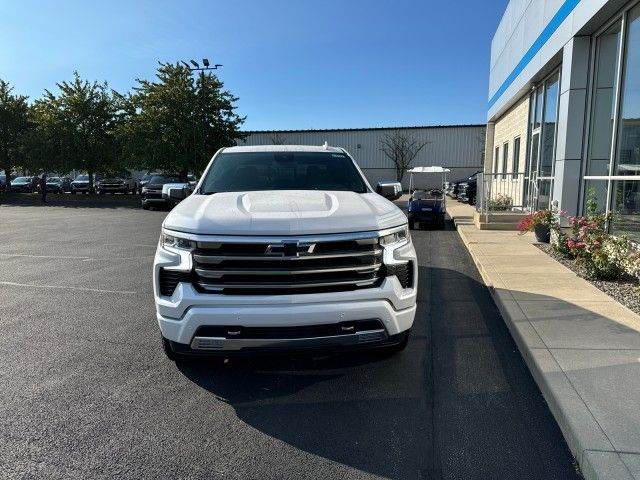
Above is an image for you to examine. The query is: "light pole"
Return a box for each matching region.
[181,59,222,177]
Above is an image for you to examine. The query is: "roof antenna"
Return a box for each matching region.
[322,141,328,150]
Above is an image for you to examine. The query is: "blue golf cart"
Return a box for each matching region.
[406,166,450,230]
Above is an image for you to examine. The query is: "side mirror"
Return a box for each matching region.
[163,183,189,202]
[376,181,403,200]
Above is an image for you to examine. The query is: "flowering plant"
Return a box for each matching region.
[517,209,559,235]
[563,213,638,280]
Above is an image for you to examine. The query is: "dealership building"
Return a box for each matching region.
[486,0,640,240]
[240,125,485,189]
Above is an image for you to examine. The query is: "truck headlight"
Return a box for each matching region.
[379,225,410,247]
[162,231,196,251]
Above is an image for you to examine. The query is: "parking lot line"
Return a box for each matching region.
[0,281,141,295]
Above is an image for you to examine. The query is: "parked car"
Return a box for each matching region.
[154,145,417,361]
[10,176,34,193]
[43,176,66,193]
[71,174,102,193]
[141,175,183,210]
[120,172,138,193]
[59,176,73,192]
[187,174,198,189]
[95,176,136,194]
[71,175,91,194]
[457,174,478,205]
[447,171,482,199]
[138,172,160,194]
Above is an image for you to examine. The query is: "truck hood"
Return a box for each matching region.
[163,190,407,236]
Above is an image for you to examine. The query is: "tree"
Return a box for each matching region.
[118,62,246,178]
[33,72,120,190]
[0,80,30,191]
[379,130,430,183]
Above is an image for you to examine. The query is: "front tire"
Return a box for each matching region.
[409,220,415,230]
[142,202,149,210]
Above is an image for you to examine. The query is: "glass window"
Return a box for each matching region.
[494,146,500,174]
[540,73,559,177]
[502,142,509,178]
[534,87,543,130]
[513,137,521,178]
[530,132,540,177]
[200,152,368,194]
[611,180,640,241]
[615,5,640,176]
[587,20,622,176]
[584,180,609,214]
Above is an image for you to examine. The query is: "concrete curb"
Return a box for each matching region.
[454,224,637,480]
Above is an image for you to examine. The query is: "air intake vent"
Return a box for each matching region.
[159,268,191,296]
[386,261,413,289]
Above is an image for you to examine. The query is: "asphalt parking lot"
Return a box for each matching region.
[0,201,581,479]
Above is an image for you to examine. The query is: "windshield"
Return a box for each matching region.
[200,151,368,194]
[48,177,60,182]
[75,175,88,181]
[13,177,29,182]
[149,175,181,184]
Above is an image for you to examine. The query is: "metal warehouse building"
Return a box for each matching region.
[486,0,640,241]
[240,125,486,188]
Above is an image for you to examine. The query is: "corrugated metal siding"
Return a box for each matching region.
[240,126,486,170]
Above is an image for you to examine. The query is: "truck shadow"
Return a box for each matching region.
[175,262,592,479]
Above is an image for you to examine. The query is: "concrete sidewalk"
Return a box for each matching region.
[448,203,640,480]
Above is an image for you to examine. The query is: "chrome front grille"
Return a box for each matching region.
[192,234,383,295]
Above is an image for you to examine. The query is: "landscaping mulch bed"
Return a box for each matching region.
[536,243,640,316]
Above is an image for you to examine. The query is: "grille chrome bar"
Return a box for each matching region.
[194,264,381,278]
[193,249,382,264]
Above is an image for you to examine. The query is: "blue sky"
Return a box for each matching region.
[0,0,508,131]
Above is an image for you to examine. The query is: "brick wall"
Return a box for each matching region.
[485,94,530,209]
[491,94,529,175]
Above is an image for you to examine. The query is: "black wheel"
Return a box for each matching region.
[71,190,76,195]
[142,202,149,210]
[409,221,415,230]
[469,196,476,206]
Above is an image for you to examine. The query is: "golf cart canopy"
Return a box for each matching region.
[408,166,451,174]
[408,166,450,192]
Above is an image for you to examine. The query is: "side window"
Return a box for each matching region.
[502,142,509,179]
[494,146,500,174]
[513,137,521,179]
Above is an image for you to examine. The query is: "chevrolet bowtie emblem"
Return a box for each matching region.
[265,241,316,257]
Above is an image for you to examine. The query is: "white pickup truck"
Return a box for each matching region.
[153,145,417,360]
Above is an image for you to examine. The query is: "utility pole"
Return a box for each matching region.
[181,58,222,178]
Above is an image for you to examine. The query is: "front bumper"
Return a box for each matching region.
[153,234,418,353]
